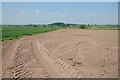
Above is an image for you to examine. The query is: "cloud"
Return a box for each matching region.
[16,10,25,16]
[89,11,96,16]
[60,14,66,17]
[35,10,40,13]
[60,14,64,17]
[26,15,30,17]
[35,10,43,16]
[48,12,53,15]
[15,10,32,19]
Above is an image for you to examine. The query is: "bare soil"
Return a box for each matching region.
[2,29,118,78]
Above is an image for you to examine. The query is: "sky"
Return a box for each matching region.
[1,0,120,2]
[2,2,118,25]
[0,2,2,24]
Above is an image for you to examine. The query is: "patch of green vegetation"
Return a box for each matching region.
[76,24,118,30]
[79,25,86,29]
[1,24,118,41]
[2,26,59,41]
[85,25,118,30]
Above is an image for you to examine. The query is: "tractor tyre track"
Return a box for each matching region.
[31,39,81,78]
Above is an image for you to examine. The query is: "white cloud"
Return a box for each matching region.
[35,10,43,16]
[60,14,64,17]
[26,15,30,17]
[35,10,40,13]
[15,10,33,18]
[60,14,66,17]
[48,12,53,15]
[16,10,25,16]
[89,11,96,16]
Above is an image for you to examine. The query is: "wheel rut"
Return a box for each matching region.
[32,39,81,78]
[3,37,81,78]
[13,44,32,79]
[13,39,53,78]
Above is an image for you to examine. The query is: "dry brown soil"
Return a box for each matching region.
[2,29,118,78]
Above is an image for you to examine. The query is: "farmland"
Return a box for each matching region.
[2,26,59,41]
[1,1,119,79]
[2,29,118,78]
[1,23,118,78]
[1,24,118,41]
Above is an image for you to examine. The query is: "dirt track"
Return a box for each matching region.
[2,29,118,78]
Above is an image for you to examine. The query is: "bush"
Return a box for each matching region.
[27,33,32,35]
[15,36,18,37]
[22,33,32,35]
[9,38,13,40]
[80,25,85,29]
[5,36,9,37]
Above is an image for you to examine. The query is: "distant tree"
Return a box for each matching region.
[16,25,20,27]
[51,22,64,26]
[65,24,70,27]
[43,25,46,27]
[80,25,85,29]
[88,24,90,26]
[29,24,33,27]
[33,25,39,27]
[50,25,52,27]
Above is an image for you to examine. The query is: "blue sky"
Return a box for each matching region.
[2,0,120,2]
[2,2,118,25]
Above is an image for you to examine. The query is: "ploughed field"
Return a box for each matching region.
[2,29,118,78]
